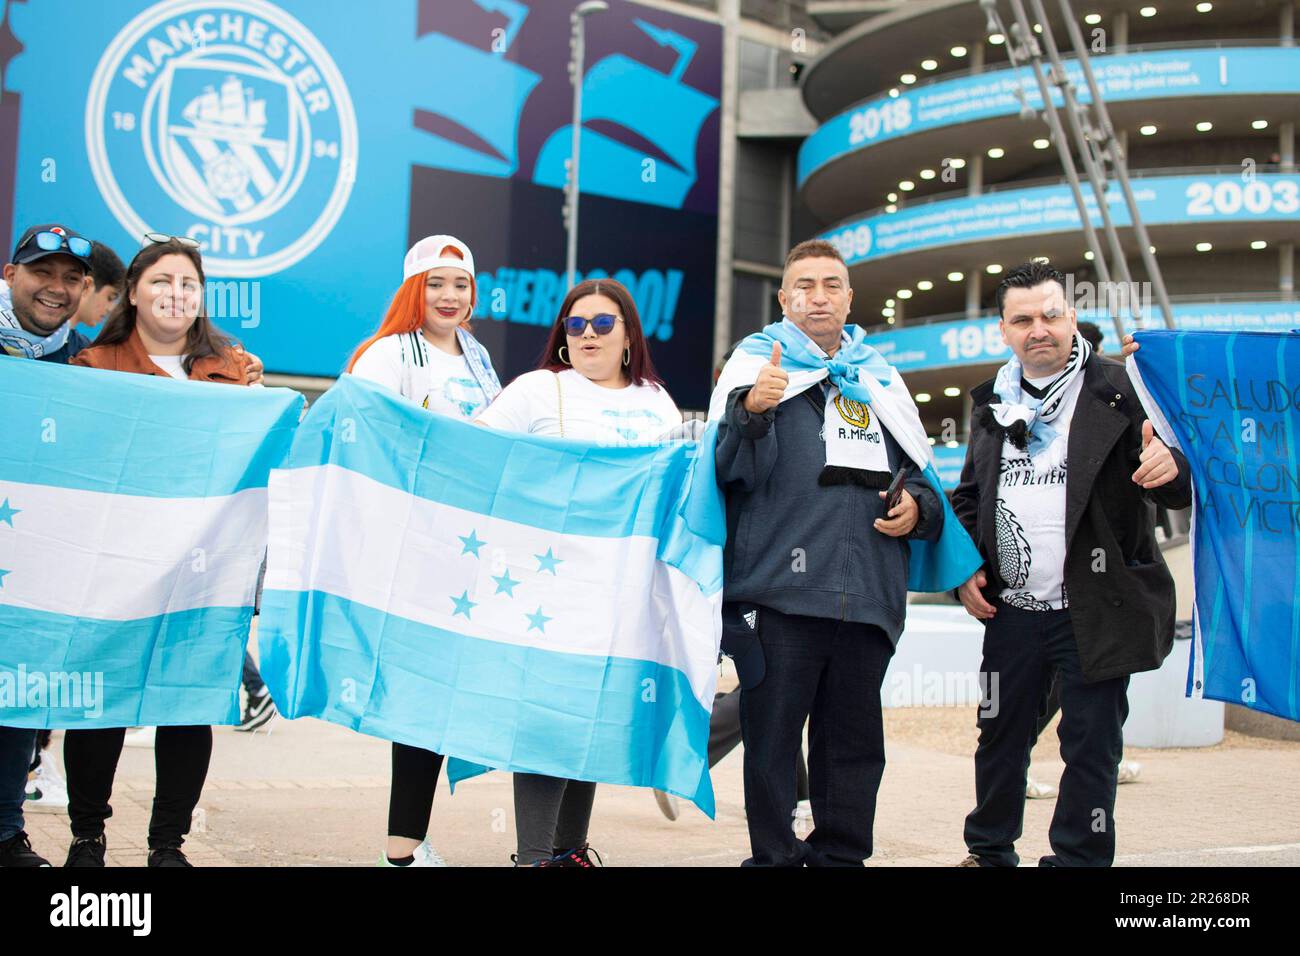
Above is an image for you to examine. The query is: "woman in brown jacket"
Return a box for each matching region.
[65,236,253,867]
[72,236,253,383]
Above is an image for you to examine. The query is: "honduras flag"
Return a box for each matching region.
[1129,329,1300,722]
[258,375,726,814]
[0,359,300,727]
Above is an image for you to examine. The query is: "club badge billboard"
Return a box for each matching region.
[1,0,721,406]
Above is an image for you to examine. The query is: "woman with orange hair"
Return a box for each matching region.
[347,235,500,867]
[348,234,500,418]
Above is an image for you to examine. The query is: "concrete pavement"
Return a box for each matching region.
[23,705,1300,867]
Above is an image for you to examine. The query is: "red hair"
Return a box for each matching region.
[536,278,664,389]
[347,246,475,372]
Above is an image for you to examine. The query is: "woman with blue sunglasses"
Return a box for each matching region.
[476,278,681,866]
[477,277,678,444]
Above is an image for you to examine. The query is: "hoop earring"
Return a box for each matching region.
[622,348,630,367]
[558,346,571,366]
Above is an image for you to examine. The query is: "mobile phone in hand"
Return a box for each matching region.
[884,464,912,512]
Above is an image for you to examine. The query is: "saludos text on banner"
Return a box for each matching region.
[0,359,301,728]
[257,375,727,814]
[1129,330,1300,723]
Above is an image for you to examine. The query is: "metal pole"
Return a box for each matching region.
[1057,0,1176,329]
[980,1,1117,332]
[713,0,740,371]
[565,2,607,291]
[1024,0,1139,331]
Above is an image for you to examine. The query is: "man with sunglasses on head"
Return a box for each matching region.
[0,224,98,867]
[1,224,96,365]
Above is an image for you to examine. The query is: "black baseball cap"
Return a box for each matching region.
[11,224,93,271]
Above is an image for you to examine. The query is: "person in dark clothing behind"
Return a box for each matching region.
[707,239,977,866]
[72,241,126,329]
[1075,320,1103,353]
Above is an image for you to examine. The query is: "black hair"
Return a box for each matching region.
[88,242,126,291]
[994,260,1067,317]
[1076,320,1103,352]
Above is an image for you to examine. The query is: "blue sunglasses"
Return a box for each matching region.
[19,230,92,259]
[562,313,621,336]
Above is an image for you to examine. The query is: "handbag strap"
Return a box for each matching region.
[554,371,565,438]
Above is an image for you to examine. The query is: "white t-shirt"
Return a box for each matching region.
[994,371,1084,611]
[150,354,188,380]
[476,369,681,443]
[351,332,488,420]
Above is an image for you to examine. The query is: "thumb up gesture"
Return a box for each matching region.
[743,342,789,414]
[1131,419,1179,489]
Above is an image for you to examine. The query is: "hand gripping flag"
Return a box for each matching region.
[709,319,983,593]
[0,359,300,727]
[258,375,726,814]
[1129,329,1300,722]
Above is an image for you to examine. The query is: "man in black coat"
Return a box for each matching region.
[952,261,1192,867]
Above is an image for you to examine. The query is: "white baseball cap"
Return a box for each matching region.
[403,234,475,283]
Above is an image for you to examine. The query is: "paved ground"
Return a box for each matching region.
[24,704,1300,867]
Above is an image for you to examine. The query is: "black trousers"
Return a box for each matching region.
[241,651,266,699]
[387,742,444,841]
[964,602,1129,867]
[64,726,212,850]
[709,687,808,801]
[738,607,894,867]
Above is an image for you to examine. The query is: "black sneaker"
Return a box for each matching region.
[0,831,51,867]
[147,845,192,867]
[234,691,277,732]
[549,844,603,867]
[65,834,107,867]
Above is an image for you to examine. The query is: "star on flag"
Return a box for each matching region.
[450,590,477,619]
[458,530,486,558]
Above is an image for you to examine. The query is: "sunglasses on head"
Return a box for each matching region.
[20,231,92,259]
[143,233,201,249]
[562,313,621,336]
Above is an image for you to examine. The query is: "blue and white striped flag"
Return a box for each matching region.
[1129,329,1300,722]
[258,375,726,814]
[0,358,301,728]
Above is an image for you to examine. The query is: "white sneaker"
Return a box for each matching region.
[25,762,69,813]
[377,840,447,867]
[1025,777,1058,800]
[1117,760,1143,784]
[123,727,156,748]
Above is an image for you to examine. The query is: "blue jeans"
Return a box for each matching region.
[0,726,38,841]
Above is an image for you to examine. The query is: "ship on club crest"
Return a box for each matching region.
[148,66,307,226]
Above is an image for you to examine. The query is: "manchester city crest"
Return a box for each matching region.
[86,0,358,276]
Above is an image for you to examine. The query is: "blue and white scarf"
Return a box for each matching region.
[708,317,982,593]
[393,326,502,410]
[455,326,502,401]
[0,280,72,359]
[984,332,1091,453]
